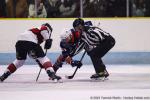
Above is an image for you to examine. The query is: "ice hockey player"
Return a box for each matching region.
[73,18,116,80]
[0,23,61,82]
[53,28,84,73]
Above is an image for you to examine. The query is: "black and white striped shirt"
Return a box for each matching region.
[81,26,110,52]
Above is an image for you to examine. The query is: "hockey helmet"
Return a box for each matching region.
[84,21,93,26]
[73,18,84,28]
[42,23,53,32]
[60,29,72,40]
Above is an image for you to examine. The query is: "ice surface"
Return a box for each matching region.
[0,65,150,100]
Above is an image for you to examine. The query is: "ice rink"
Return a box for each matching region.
[0,65,150,100]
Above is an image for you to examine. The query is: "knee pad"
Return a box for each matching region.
[13,59,25,68]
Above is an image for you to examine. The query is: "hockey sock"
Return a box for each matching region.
[7,63,17,73]
[43,61,53,70]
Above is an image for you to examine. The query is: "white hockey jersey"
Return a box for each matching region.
[18,26,51,44]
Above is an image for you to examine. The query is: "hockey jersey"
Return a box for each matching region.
[81,26,110,52]
[18,26,51,44]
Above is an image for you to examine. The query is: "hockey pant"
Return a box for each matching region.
[88,35,115,73]
[7,41,53,73]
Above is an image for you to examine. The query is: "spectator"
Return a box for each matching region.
[59,0,78,17]
[113,0,126,17]
[43,0,61,17]
[6,0,28,18]
[28,0,47,18]
[0,0,7,17]
[132,0,146,17]
[83,0,95,17]
[145,0,150,16]
[83,0,126,17]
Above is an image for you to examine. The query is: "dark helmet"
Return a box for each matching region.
[73,18,84,28]
[42,23,53,32]
[84,21,93,26]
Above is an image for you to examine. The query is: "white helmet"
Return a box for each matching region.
[60,29,72,40]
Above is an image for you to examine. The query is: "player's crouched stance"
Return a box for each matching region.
[0,23,61,82]
[53,29,83,73]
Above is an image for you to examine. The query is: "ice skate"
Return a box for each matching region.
[90,70,109,81]
[0,71,11,82]
[103,69,109,80]
[0,77,4,82]
[47,70,62,83]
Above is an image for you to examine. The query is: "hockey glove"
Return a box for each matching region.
[71,60,82,68]
[65,56,72,64]
[44,39,52,49]
[60,41,72,49]
[62,50,70,58]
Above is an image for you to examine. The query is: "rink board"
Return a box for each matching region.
[1,52,150,65]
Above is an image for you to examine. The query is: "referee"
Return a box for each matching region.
[73,18,116,79]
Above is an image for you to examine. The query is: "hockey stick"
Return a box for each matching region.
[65,51,86,79]
[36,49,47,82]
[36,23,52,82]
[71,42,85,56]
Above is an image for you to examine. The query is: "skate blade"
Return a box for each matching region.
[56,79,63,83]
[91,77,109,82]
[49,78,63,83]
[104,77,109,80]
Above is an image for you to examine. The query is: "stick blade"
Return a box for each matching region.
[65,75,73,79]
